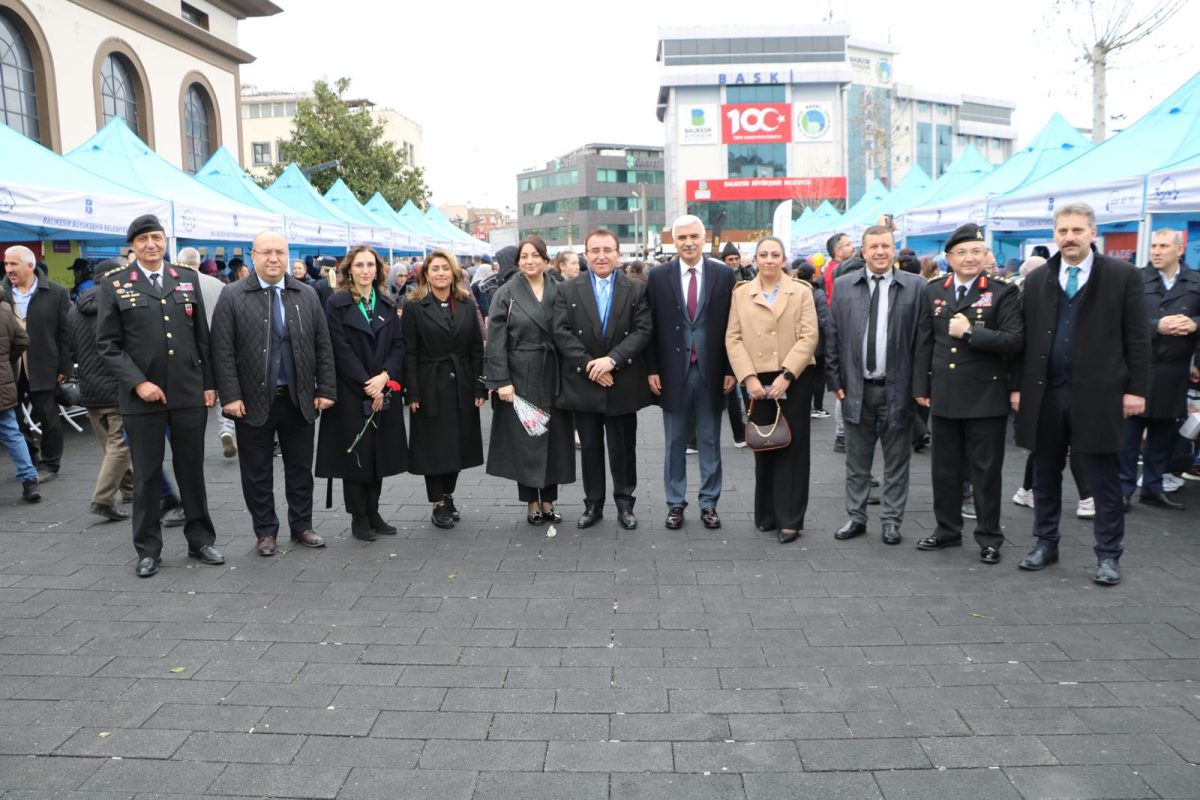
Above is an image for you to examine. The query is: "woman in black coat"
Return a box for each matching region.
[403,249,486,529]
[315,245,408,541]
[485,236,576,524]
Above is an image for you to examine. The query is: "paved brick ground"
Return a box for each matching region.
[0,405,1197,799]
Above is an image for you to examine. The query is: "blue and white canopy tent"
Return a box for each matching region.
[324,179,420,252]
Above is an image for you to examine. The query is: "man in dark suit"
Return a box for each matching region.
[1118,228,1199,511]
[211,231,337,557]
[96,215,223,578]
[825,225,929,546]
[553,229,652,530]
[2,246,72,480]
[914,223,1024,564]
[1013,202,1150,586]
[646,215,736,530]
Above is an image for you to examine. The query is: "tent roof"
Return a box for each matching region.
[902,145,995,210]
[965,113,1091,198]
[195,147,316,219]
[424,205,486,251]
[265,163,362,226]
[365,193,441,243]
[324,179,396,228]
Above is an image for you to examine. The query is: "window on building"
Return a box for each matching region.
[180,2,209,30]
[728,144,786,178]
[0,12,40,142]
[917,101,928,113]
[960,102,1012,126]
[726,84,786,104]
[935,124,953,178]
[182,83,215,173]
[252,142,272,165]
[690,200,788,232]
[286,101,297,115]
[99,53,140,133]
[916,122,933,177]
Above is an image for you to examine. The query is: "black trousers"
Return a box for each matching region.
[234,391,315,539]
[931,414,1007,548]
[575,410,637,508]
[16,375,62,471]
[124,406,216,560]
[1031,384,1124,561]
[810,356,826,411]
[727,388,746,443]
[750,370,813,531]
[1023,448,1091,498]
[518,483,558,503]
[424,472,459,502]
[344,477,383,516]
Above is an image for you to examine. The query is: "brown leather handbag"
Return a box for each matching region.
[745,399,792,452]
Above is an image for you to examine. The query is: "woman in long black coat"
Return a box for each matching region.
[484,236,576,524]
[315,245,407,541]
[403,249,486,529]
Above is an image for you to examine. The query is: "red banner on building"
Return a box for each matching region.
[721,103,792,144]
[686,177,847,202]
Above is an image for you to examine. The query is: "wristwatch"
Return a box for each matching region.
[781,369,796,382]
[961,328,973,344]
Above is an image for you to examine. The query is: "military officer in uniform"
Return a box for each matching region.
[914,223,1024,563]
[96,215,223,577]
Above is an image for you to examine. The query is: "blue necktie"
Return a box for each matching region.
[1065,266,1081,299]
[598,279,611,335]
[270,286,285,337]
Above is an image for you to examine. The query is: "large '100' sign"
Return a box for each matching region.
[721,103,792,144]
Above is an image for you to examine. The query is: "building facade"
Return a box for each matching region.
[657,24,1016,244]
[517,143,666,255]
[240,87,423,179]
[0,0,278,169]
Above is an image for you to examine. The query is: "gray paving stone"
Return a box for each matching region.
[962,708,1091,735]
[844,709,971,738]
[0,726,76,755]
[1135,765,1200,799]
[331,685,447,711]
[918,735,1057,767]
[558,688,669,713]
[872,767,1021,800]
[1004,765,1156,799]
[778,687,895,712]
[471,771,609,800]
[142,703,265,732]
[545,740,672,772]
[373,711,492,739]
[0,754,102,791]
[743,772,883,800]
[292,734,423,768]
[77,760,221,795]
[420,740,546,771]
[610,713,729,741]
[505,667,611,689]
[674,741,803,772]
[1074,706,1200,734]
[207,763,350,799]
[1042,733,1185,765]
[799,737,930,771]
[173,731,305,764]
[610,773,749,800]
[54,726,188,759]
[442,688,555,713]
[255,706,377,736]
[487,713,608,741]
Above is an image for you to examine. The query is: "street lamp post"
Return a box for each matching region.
[630,185,646,259]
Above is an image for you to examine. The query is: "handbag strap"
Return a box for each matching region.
[746,399,783,437]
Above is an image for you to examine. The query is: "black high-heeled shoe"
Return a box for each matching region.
[541,506,562,523]
[527,509,545,525]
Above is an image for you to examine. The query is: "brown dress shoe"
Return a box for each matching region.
[290,530,326,548]
[255,536,277,556]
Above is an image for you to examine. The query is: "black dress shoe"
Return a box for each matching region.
[1018,545,1059,571]
[541,507,563,524]
[834,520,866,540]
[135,557,160,577]
[700,508,721,529]
[187,544,225,565]
[916,535,962,551]
[1122,495,1132,513]
[430,505,455,530]
[1093,558,1121,585]
[617,508,638,530]
[881,523,902,545]
[22,480,41,503]
[527,509,545,525]
[1140,492,1185,511]
[833,436,846,453]
[577,505,603,529]
[980,546,1001,564]
[757,520,778,532]
[665,506,685,529]
[778,529,800,544]
[90,502,129,521]
[443,494,461,521]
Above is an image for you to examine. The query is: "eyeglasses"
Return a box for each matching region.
[950,248,988,258]
[586,247,617,256]
[252,249,288,259]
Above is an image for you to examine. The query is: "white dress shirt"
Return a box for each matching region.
[1058,250,1094,293]
[679,257,703,310]
[862,268,893,379]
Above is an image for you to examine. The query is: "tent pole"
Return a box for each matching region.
[1136,213,1153,267]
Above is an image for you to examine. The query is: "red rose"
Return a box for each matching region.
[386,379,402,392]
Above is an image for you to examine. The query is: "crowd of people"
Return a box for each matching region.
[1,203,1197,586]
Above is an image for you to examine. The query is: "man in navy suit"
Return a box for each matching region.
[646,215,736,530]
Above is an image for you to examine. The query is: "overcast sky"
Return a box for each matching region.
[238,0,1198,210]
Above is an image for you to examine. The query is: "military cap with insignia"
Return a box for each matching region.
[945,223,986,253]
[126,214,165,243]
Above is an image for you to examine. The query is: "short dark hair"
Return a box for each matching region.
[826,233,848,259]
[584,229,620,252]
[862,225,893,245]
[517,235,550,263]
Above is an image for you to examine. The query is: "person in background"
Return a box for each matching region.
[315,245,407,542]
[70,258,95,302]
[70,259,133,520]
[793,259,831,421]
[0,288,39,502]
[311,256,338,308]
[291,259,312,284]
[725,236,819,542]
[2,245,72,482]
[230,256,250,282]
[554,250,581,282]
[721,242,756,282]
[177,247,238,459]
[625,260,648,282]
[484,235,575,524]
[403,249,486,529]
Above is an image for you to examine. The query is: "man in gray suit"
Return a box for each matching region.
[177,248,237,458]
[825,225,930,545]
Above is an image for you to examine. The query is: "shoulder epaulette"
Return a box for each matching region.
[97,264,126,280]
[927,273,944,283]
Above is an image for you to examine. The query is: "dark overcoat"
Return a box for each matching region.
[402,291,485,475]
[644,257,735,413]
[1137,265,1200,419]
[552,271,653,415]
[95,262,214,415]
[0,299,28,411]
[1015,251,1151,453]
[483,275,576,488]
[315,290,408,482]
[913,273,1024,419]
[1,270,72,390]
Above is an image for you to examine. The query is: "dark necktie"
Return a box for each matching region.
[866,275,883,374]
[270,286,284,337]
[149,272,161,292]
[957,284,967,304]
[686,268,698,363]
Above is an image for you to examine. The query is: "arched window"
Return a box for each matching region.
[183,83,212,172]
[99,52,138,131]
[0,11,40,141]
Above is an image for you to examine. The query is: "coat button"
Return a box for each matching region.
[168,349,175,355]
[163,315,170,321]
[950,347,957,354]
[949,363,956,370]
[161,299,167,305]
[449,372,456,379]
[166,333,172,339]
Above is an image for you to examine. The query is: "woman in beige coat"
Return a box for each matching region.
[726,236,819,542]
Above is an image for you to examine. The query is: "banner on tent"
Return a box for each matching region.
[1146,167,1198,214]
[989,177,1145,230]
[901,199,988,237]
[174,203,283,243]
[286,218,350,248]
[0,181,171,239]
